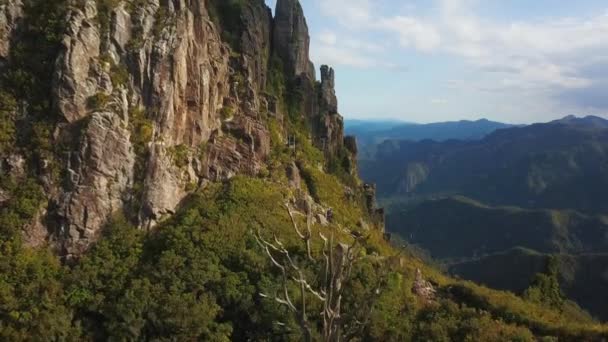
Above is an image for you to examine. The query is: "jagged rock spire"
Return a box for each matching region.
[273,0,315,80]
[320,65,338,115]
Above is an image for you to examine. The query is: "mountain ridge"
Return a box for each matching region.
[347,118,517,159]
[362,117,608,214]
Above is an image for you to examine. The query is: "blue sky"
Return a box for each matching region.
[265,0,608,124]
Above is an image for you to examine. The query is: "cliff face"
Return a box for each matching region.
[273,0,314,80]
[0,0,358,257]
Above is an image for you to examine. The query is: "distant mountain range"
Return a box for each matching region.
[346,118,516,159]
[359,115,608,320]
[362,115,608,214]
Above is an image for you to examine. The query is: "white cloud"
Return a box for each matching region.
[377,16,441,52]
[307,0,608,117]
[318,0,372,27]
[319,31,338,45]
[437,4,608,103]
[312,44,378,68]
[312,35,401,70]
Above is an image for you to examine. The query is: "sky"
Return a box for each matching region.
[264,0,608,124]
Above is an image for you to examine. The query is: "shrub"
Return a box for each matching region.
[220,106,235,120]
[168,144,190,169]
[87,92,110,111]
[0,91,17,154]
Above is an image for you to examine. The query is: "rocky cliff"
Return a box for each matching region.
[0,0,358,257]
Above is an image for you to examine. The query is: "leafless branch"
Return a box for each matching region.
[254,201,375,342]
[285,203,314,261]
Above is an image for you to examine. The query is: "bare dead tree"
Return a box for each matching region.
[254,203,363,342]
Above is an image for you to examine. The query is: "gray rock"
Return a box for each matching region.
[320,65,338,114]
[273,0,314,79]
[0,0,356,256]
[286,162,301,189]
[58,111,134,256]
[240,0,273,92]
[344,136,358,154]
[54,0,105,123]
[140,143,187,228]
[0,0,21,62]
[316,213,329,226]
[109,3,132,61]
[412,269,437,301]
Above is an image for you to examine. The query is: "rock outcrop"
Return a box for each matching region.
[57,111,134,256]
[273,0,314,80]
[54,1,105,123]
[0,0,22,65]
[239,0,273,93]
[364,183,386,232]
[412,269,437,302]
[0,0,359,256]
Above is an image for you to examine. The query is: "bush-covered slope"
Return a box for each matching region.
[4,173,608,340]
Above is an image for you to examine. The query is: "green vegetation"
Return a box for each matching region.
[86,92,110,110]
[110,60,130,87]
[4,174,604,340]
[127,106,154,215]
[0,6,67,297]
[220,105,235,121]
[167,144,189,169]
[0,239,78,341]
[363,121,608,214]
[386,196,608,320]
[266,53,309,123]
[267,54,287,99]
[206,0,247,51]
[327,145,358,187]
[524,257,565,309]
[95,0,121,44]
[0,91,17,155]
[0,178,45,237]
[0,0,67,162]
[386,196,608,260]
